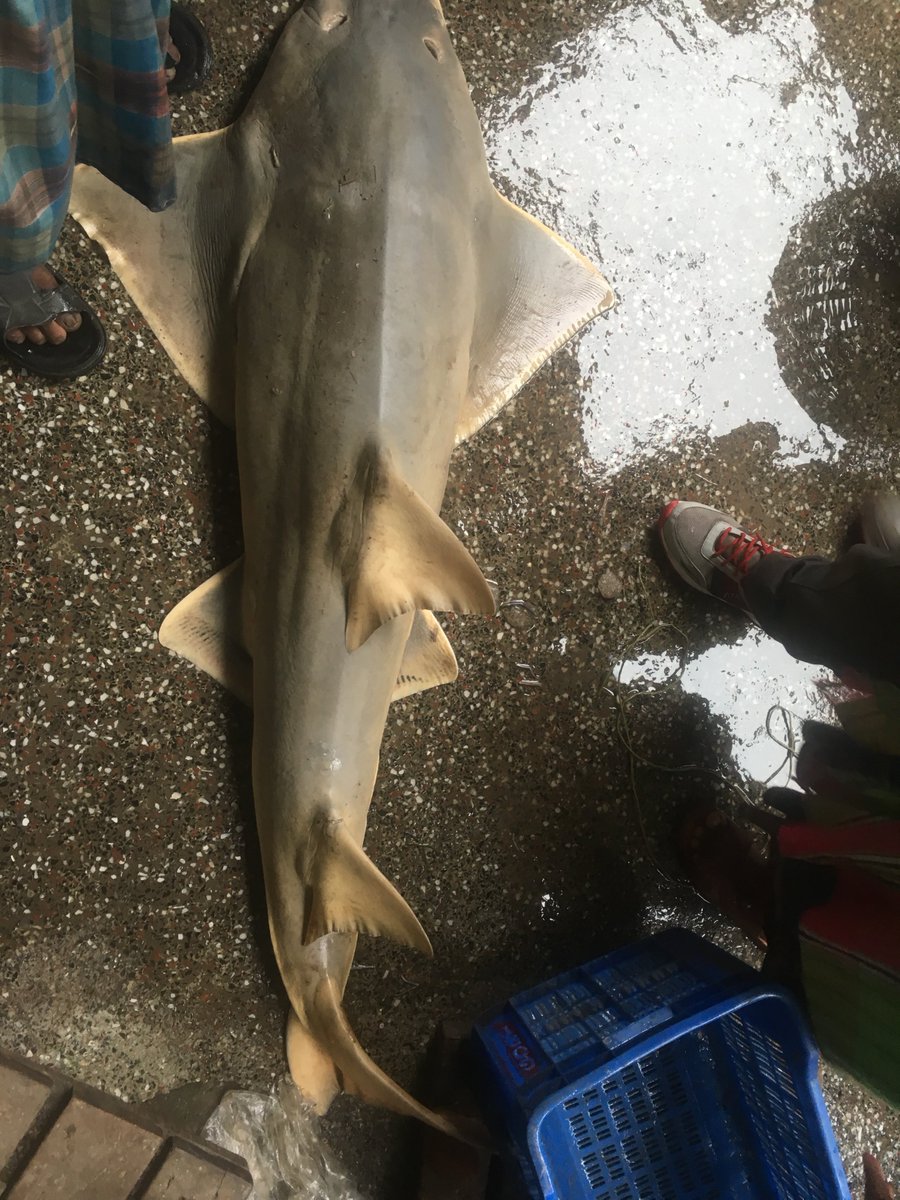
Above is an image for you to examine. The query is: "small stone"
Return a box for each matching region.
[598,570,623,600]
[500,599,538,630]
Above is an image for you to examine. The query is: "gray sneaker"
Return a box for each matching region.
[657,500,788,608]
[858,492,900,552]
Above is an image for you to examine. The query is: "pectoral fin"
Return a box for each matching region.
[393,611,458,701]
[70,122,276,426]
[158,558,252,705]
[339,447,495,651]
[458,192,615,442]
[304,820,432,955]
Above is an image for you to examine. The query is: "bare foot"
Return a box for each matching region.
[5,265,83,346]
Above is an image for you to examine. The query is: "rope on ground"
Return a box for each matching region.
[608,615,754,885]
[612,565,806,885]
[761,703,801,786]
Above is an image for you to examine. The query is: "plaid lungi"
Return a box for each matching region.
[0,0,174,273]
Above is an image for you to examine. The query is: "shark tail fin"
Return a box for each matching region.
[288,986,488,1145]
[338,445,495,651]
[303,821,432,954]
[286,1007,341,1113]
[270,835,483,1141]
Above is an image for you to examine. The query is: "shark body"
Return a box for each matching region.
[71,0,613,1131]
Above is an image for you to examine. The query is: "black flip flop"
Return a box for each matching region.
[166,4,213,95]
[1,269,107,381]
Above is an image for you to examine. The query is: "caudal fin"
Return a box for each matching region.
[285,1006,341,1113]
[271,835,485,1143]
[288,987,489,1145]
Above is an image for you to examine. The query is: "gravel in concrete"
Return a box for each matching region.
[1,0,898,1196]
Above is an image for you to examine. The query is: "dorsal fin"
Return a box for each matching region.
[334,446,495,652]
[303,819,432,955]
[458,192,615,443]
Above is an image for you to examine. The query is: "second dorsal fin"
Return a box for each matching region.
[303,819,432,955]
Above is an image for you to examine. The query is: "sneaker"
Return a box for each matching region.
[858,492,900,552]
[658,500,788,609]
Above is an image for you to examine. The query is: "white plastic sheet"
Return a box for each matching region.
[204,1076,364,1200]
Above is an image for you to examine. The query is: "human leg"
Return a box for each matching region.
[0,0,107,370]
[741,545,900,682]
[658,498,900,684]
[2,0,211,377]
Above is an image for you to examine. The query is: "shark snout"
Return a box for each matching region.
[303,0,445,33]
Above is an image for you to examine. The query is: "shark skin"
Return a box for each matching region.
[69,0,614,1135]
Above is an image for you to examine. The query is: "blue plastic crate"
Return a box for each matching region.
[473,930,850,1200]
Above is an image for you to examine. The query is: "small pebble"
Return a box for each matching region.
[598,571,624,600]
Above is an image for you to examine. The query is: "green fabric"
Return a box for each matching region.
[834,682,900,757]
[800,938,900,1109]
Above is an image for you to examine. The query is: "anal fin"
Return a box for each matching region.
[304,821,432,956]
[158,558,252,705]
[393,611,458,701]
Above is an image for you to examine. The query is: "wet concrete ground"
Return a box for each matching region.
[1,0,899,1195]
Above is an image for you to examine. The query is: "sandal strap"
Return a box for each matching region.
[0,270,87,333]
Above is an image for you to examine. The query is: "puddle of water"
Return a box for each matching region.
[483,0,883,476]
[616,625,833,784]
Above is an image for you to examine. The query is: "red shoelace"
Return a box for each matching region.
[713,526,774,575]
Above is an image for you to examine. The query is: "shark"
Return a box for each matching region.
[69,0,614,1134]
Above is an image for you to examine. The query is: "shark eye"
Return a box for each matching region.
[306,2,347,31]
[423,37,441,60]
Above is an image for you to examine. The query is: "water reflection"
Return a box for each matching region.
[616,626,833,784]
[482,0,892,474]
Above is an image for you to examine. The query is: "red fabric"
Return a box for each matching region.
[798,866,900,977]
[778,819,900,863]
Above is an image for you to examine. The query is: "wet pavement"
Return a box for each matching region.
[1,0,899,1195]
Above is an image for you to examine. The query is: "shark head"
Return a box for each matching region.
[243,0,457,140]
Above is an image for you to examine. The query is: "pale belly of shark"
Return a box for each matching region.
[70,0,614,1135]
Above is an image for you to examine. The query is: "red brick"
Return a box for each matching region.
[0,1063,51,1171]
[141,1145,251,1199]
[7,1096,161,1200]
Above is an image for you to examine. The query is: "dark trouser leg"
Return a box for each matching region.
[740,545,900,683]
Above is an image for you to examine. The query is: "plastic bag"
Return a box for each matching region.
[204,1075,364,1200]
